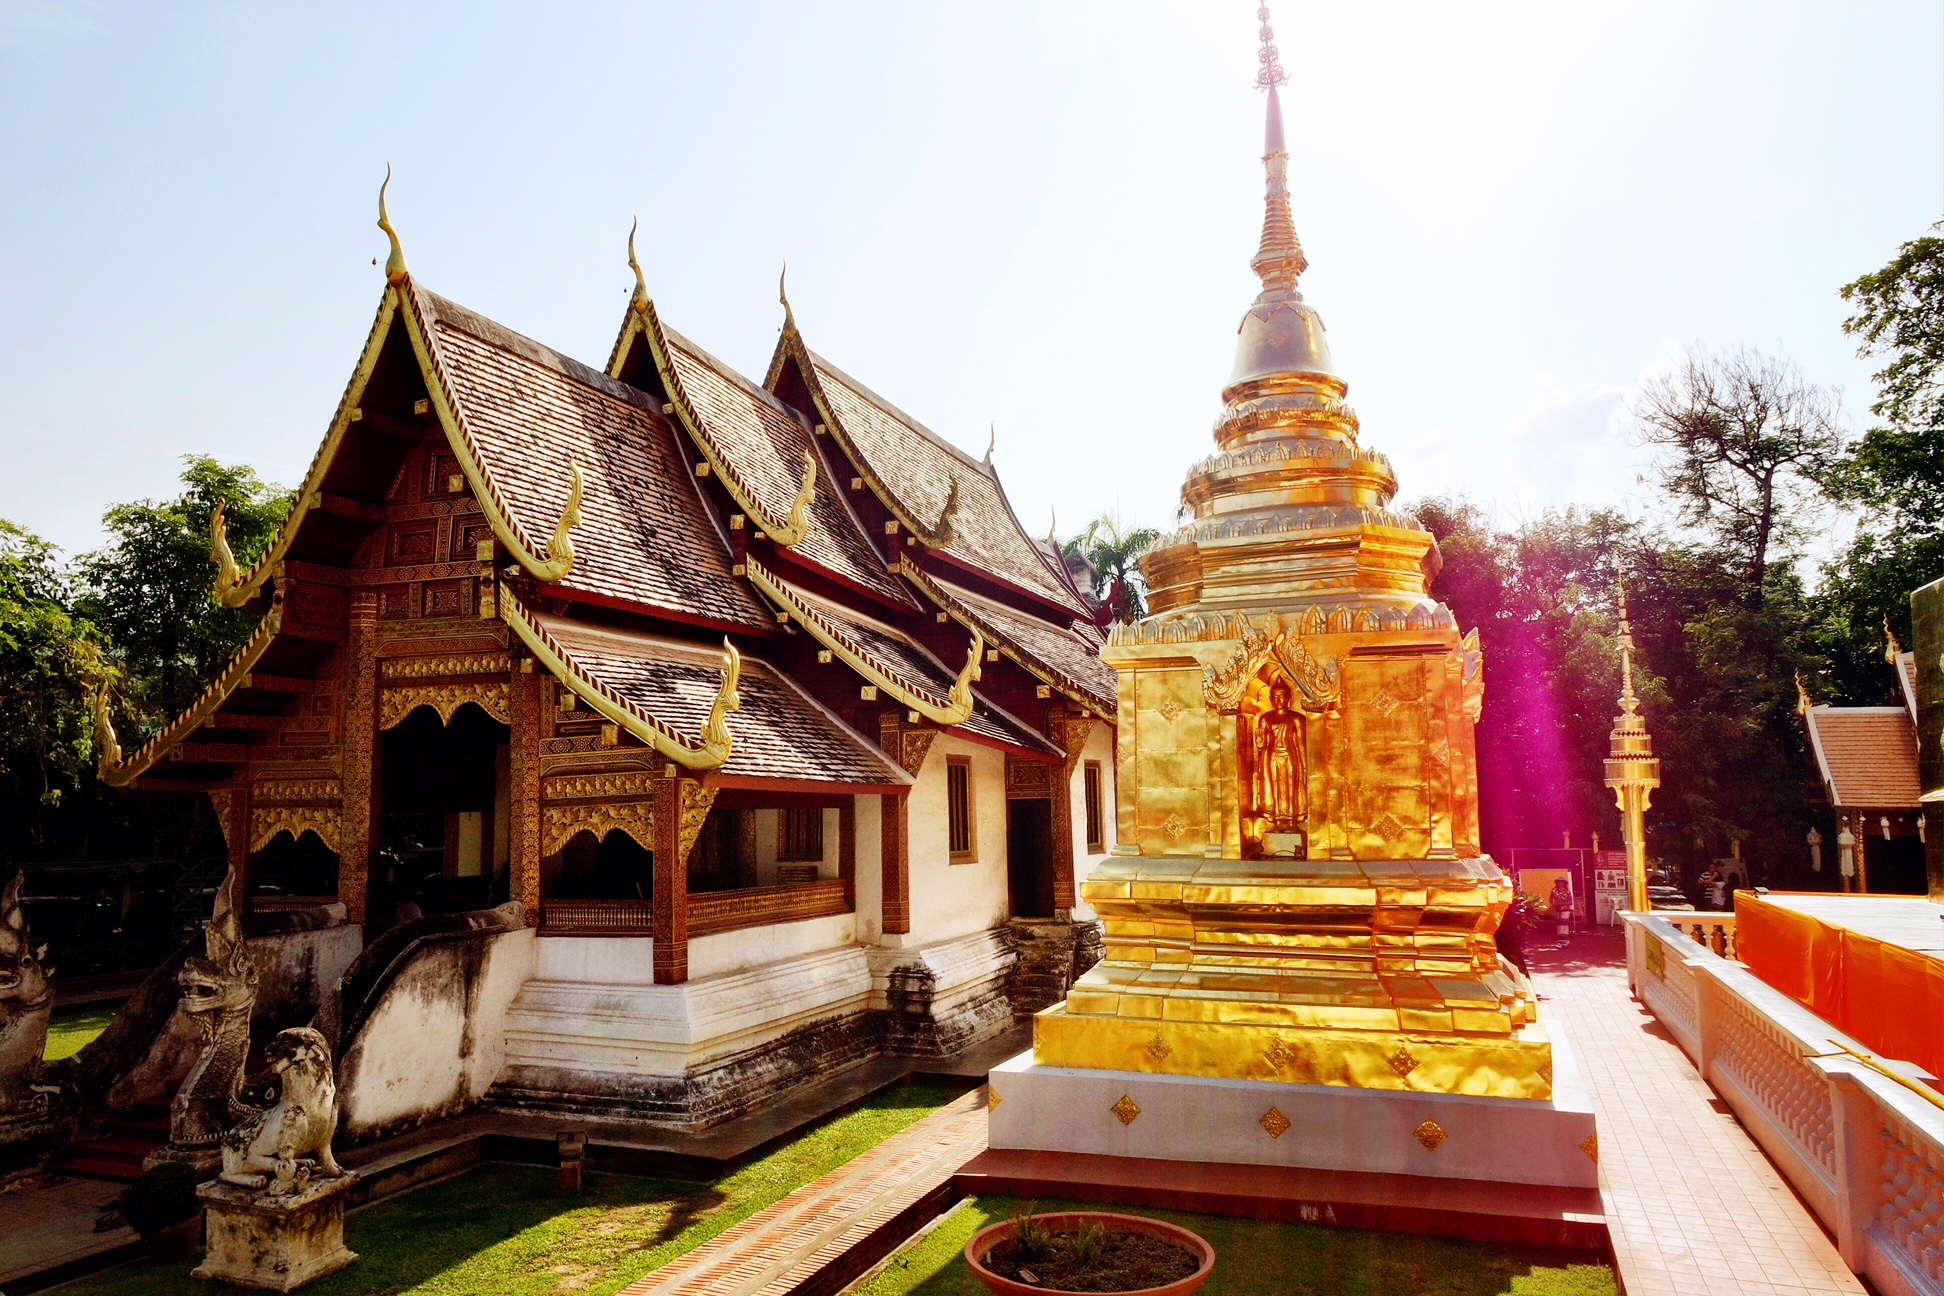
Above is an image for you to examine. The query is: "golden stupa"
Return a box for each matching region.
[1035,37,1549,1100]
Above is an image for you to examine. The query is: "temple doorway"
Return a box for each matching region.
[375,702,510,923]
[1007,797,1055,918]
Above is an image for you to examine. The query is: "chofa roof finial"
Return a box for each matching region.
[377,165,409,286]
[627,218,651,315]
[984,422,996,463]
[1884,614,1904,663]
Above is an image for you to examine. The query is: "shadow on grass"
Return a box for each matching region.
[860,1196,1618,1296]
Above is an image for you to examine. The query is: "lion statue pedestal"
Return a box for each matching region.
[192,1026,356,1292]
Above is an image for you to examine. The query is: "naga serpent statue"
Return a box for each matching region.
[0,871,58,1126]
[218,1025,344,1197]
[159,867,259,1165]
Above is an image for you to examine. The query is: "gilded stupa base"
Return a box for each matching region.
[1033,1004,1554,1100]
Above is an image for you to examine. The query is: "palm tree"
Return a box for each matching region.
[1063,511,1160,624]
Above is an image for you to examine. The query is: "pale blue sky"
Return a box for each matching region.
[3,1,1938,559]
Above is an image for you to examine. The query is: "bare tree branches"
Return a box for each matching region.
[1632,347,1844,597]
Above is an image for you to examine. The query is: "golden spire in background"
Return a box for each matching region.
[1604,589,1662,912]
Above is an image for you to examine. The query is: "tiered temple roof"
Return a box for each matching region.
[99,224,1106,796]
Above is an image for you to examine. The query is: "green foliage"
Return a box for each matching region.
[76,455,291,735]
[1632,346,1844,596]
[0,520,102,855]
[1062,511,1161,623]
[854,1195,1617,1296]
[1816,225,1944,698]
[1413,497,1831,886]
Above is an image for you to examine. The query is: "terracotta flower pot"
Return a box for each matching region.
[142,1210,205,1263]
[964,1211,1214,1296]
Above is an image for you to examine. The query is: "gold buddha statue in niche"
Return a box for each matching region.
[1035,74,1550,1101]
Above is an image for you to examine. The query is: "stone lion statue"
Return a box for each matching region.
[218,1026,343,1196]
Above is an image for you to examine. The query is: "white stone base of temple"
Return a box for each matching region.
[499,938,873,1080]
[868,927,1016,1056]
[987,1021,1600,1189]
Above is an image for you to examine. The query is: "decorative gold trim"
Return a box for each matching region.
[1413,1120,1448,1151]
[210,501,244,606]
[897,562,1114,721]
[679,782,719,862]
[377,165,409,286]
[1260,1107,1291,1139]
[1110,1095,1142,1126]
[1579,1133,1598,1163]
[542,799,654,857]
[543,771,656,801]
[98,596,285,786]
[499,587,737,770]
[608,260,815,547]
[394,286,586,584]
[381,653,512,680]
[745,556,981,726]
[207,788,234,845]
[379,681,511,730]
[1143,1034,1174,1063]
[987,1086,1003,1111]
[251,805,342,854]
[1203,623,1340,711]
[253,779,341,803]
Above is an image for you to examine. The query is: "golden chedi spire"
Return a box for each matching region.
[1048,5,1544,1102]
[1604,590,1661,912]
[1138,6,1435,621]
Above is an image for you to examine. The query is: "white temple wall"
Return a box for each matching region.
[854,793,885,942]
[1064,720,1120,922]
[336,925,536,1140]
[904,735,1010,946]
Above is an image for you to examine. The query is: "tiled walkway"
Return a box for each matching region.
[1531,930,1864,1295]
[617,1086,990,1296]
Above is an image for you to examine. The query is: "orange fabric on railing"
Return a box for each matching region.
[1735,891,1944,1079]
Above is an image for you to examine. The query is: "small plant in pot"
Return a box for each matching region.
[115,1163,206,1262]
[965,1204,1214,1295]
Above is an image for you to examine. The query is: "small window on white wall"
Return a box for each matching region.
[947,756,976,863]
[1083,762,1104,852]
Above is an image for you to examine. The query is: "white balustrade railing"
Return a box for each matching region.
[1655,910,1740,960]
[1625,912,1943,1296]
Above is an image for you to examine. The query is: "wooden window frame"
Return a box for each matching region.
[1083,761,1105,852]
[947,756,977,864]
[777,806,826,863]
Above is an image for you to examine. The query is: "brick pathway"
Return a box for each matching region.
[617,1086,990,1296]
[1531,929,1864,1295]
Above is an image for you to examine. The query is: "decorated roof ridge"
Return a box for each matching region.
[978,442,1099,611]
[501,586,739,770]
[402,284,584,582]
[774,332,1088,618]
[900,562,1115,720]
[804,348,994,476]
[217,280,596,613]
[212,287,401,608]
[97,591,285,788]
[742,554,986,727]
[607,268,817,549]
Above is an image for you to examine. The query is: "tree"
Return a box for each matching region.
[1814,225,1943,698]
[0,521,101,856]
[76,457,291,735]
[1063,512,1161,623]
[1632,347,1845,599]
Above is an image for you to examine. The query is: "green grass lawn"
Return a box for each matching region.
[852,1196,1618,1296]
[45,1006,118,1060]
[55,1079,969,1296]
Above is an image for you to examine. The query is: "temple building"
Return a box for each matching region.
[93,195,1118,1125]
[1798,627,1929,895]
